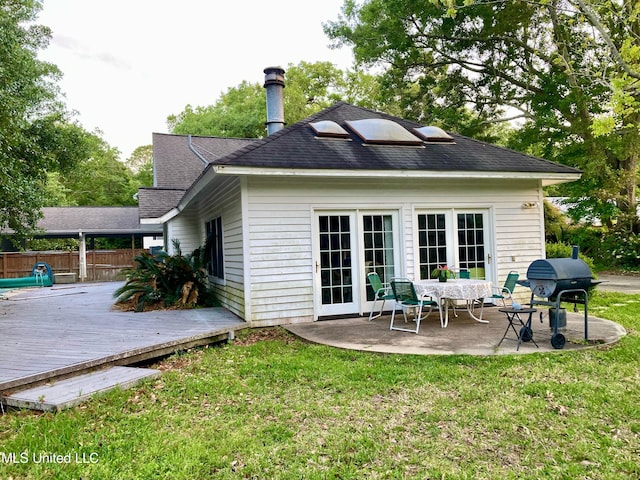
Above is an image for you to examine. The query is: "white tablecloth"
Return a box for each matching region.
[413,279,493,327]
[414,279,493,301]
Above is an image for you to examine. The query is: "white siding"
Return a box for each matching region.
[170,177,246,319]
[244,176,544,325]
[165,210,200,255]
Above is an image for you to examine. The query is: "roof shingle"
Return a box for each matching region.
[211,102,580,175]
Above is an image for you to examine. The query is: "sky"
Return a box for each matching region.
[36,0,354,160]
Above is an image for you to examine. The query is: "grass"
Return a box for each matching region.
[1,291,639,479]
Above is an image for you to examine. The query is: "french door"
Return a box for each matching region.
[316,213,357,317]
[417,210,492,281]
[314,211,399,318]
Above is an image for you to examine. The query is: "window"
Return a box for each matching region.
[205,217,224,279]
[319,215,353,305]
[363,214,395,301]
[457,213,485,278]
[417,213,447,279]
[417,211,489,280]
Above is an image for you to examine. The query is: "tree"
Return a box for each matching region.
[167,81,266,138]
[45,132,138,207]
[167,61,385,138]
[325,0,640,231]
[0,0,89,241]
[126,145,153,189]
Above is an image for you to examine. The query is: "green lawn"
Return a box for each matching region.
[1,291,639,479]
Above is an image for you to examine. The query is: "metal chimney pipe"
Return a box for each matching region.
[263,66,285,135]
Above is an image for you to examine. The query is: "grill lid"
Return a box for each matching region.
[526,258,592,281]
[526,257,596,298]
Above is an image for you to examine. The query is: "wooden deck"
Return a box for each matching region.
[3,366,162,412]
[0,282,247,397]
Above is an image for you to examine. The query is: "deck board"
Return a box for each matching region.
[0,282,247,394]
[4,366,161,412]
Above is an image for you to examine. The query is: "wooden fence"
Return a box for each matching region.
[0,249,146,282]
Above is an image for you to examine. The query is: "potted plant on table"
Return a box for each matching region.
[432,265,456,282]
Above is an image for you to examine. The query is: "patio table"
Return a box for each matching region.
[497,307,539,351]
[413,279,493,328]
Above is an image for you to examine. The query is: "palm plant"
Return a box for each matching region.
[114,240,216,312]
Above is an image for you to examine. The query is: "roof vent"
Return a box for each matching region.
[263,66,286,135]
[345,119,423,146]
[413,126,455,143]
[310,121,350,138]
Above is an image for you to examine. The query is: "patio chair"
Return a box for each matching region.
[449,269,471,316]
[367,272,395,321]
[469,267,485,279]
[390,279,437,334]
[491,271,519,306]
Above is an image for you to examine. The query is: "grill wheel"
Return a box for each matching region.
[551,332,566,349]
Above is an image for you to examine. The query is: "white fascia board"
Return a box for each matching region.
[167,166,219,217]
[139,167,220,225]
[140,211,179,224]
[156,208,182,224]
[140,217,164,225]
[212,165,581,184]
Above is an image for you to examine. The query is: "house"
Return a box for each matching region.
[139,67,581,327]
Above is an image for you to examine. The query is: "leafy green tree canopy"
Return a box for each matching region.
[126,144,153,192]
[167,61,384,138]
[43,131,140,207]
[325,0,640,231]
[1,0,90,240]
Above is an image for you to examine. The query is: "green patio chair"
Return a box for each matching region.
[389,279,437,334]
[491,271,519,306]
[469,267,485,279]
[367,272,395,321]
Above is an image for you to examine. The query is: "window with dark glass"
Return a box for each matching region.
[417,213,447,279]
[205,217,224,279]
[363,214,395,301]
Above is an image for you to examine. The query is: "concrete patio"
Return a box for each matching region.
[285,306,627,356]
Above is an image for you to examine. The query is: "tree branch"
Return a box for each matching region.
[570,0,640,81]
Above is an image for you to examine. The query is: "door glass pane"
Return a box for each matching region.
[363,214,395,301]
[319,215,353,305]
[458,213,485,278]
[418,213,447,279]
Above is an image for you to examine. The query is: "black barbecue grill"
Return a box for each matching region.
[519,247,600,349]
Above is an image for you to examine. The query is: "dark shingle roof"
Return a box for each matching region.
[36,207,162,236]
[212,102,580,175]
[152,133,254,189]
[137,188,185,219]
[140,103,580,221]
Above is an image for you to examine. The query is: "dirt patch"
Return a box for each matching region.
[233,327,297,346]
[112,298,194,312]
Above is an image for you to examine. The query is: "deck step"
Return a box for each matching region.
[2,366,161,412]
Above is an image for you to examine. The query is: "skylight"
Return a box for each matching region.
[345,119,424,146]
[413,126,455,143]
[309,121,350,138]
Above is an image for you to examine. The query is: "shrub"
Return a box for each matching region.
[545,242,595,271]
[600,230,640,271]
[114,240,217,312]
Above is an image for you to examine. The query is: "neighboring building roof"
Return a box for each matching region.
[152,133,255,189]
[35,207,162,237]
